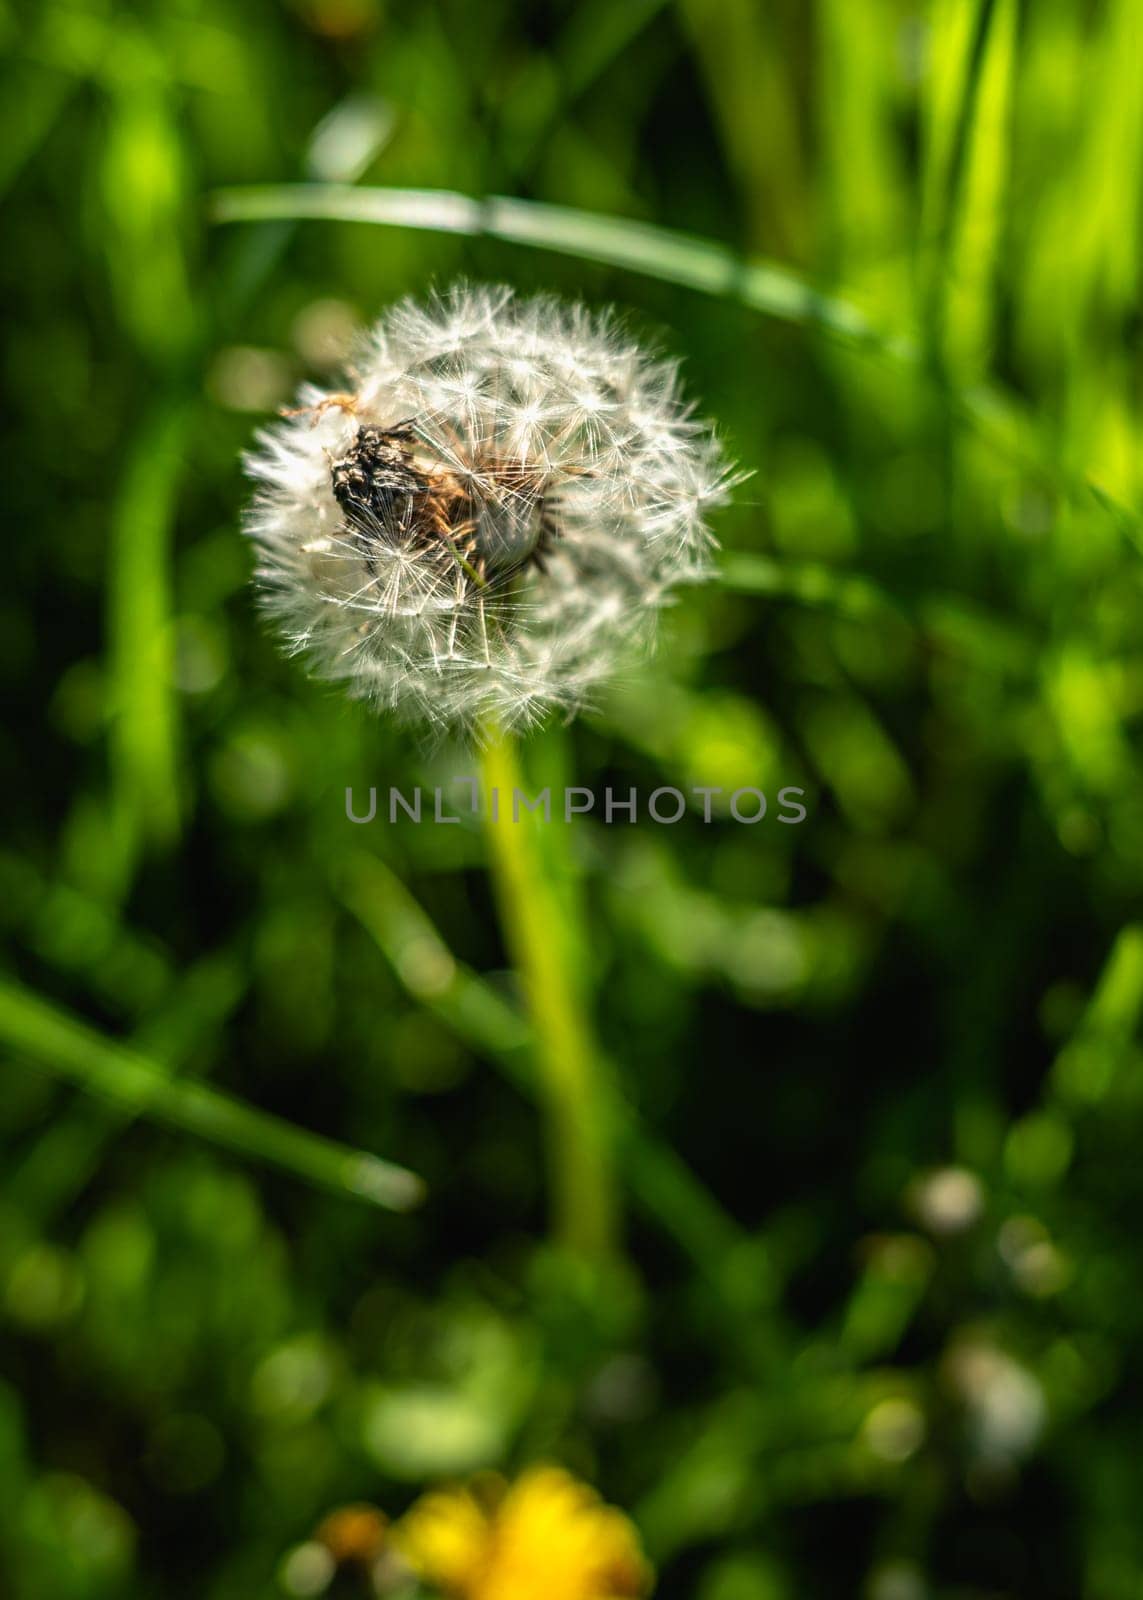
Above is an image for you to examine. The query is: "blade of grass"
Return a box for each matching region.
[556,0,670,99]
[932,0,1017,375]
[335,850,783,1352]
[677,0,808,257]
[208,183,886,346]
[99,39,197,878]
[1018,0,1143,381]
[0,65,75,199]
[107,398,188,866]
[719,553,907,626]
[0,977,424,1212]
[99,42,196,362]
[7,951,248,1227]
[1051,926,1143,1111]
[207,183,1142,545]
[498,0,670,186]
[719,552,1037,672]
[216,93,394,328]
[106,87,388,880]
[816,0,907,296]
[919,0,992,270]
[335,851,533,1063]
[1048,0,1143,505]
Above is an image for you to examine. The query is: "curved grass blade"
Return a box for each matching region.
[719,552,906,625]
[0,978,425,1212]
[207,183,890,349]
[9,950,247,1227]
[207,183,1142,541]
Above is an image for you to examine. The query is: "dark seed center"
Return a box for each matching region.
[330,426,426,538]
[329,423,552,575]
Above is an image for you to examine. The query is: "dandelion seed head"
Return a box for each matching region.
[243,283,735,738]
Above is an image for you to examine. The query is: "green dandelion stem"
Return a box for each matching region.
[335,852,768,1312]
[477,729,618,1260]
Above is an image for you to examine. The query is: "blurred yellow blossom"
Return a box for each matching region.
[393,1465,652,1600]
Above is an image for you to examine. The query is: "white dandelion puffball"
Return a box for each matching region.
[243,283,734,737]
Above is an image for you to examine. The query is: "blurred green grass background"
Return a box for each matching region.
[4,0,1143,1595]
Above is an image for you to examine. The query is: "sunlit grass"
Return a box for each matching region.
[6,0,1143,1593]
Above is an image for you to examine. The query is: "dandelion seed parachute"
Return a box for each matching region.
[243,283,734,738]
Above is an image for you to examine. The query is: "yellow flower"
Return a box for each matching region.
[393,1466,652,1600]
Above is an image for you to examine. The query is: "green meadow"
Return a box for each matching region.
[3,1,1143,1595]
